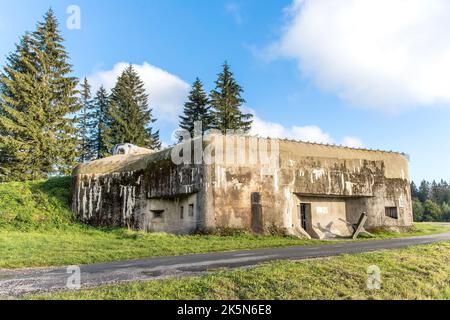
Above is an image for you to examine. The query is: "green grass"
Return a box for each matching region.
[1,222,448,270]
[32,241,450,300]
[0,227,323,269]
[0,177,449,269]
[358,222,450,239]
[0,177,74,230]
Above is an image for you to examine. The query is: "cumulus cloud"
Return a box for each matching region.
[87,62,190,123]
[268,0,450,112]
[249,111,363,148]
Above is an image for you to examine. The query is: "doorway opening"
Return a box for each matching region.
[251,192,263,234]
[300,203,310,231]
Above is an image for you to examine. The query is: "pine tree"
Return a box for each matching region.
[108,65,161,150]
[0,9,80,181]
[418,180,431,203]
[0,35,34,181]
[210,62,253,134]
[91,86,112,159]
[77,78,95,162]
[179,78,212,138]
[410,181,419,199]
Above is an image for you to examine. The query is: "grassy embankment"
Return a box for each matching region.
[33,241,450,300]
[1,177,449,269]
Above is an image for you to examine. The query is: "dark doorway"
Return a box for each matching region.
[251,192,263,234]
[300,203,310,231]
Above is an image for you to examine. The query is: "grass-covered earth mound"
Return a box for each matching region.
[0,177,75,230]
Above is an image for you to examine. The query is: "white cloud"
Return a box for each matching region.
[225,3,243,25]
[87,62,190,123]
[249,111,363,148]
[341,136,364,149]
[268,0,450,112]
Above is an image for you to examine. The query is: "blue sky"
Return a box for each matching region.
[1,0,450,182]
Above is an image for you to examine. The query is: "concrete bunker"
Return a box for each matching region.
[71,134,413,239]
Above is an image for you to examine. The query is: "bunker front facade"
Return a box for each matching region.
[72,135,413,239]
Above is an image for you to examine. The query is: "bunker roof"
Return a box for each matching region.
[73,134,409,176]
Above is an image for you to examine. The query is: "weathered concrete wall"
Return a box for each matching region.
[72,148,205,234]
[297,196,353,238]
[71,134,413,239]
[143,194,199,234]
[204,136,413,238]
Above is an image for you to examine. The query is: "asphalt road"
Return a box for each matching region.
[1,231,450,298]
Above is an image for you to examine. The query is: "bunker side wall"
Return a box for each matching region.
[205,137,413,235]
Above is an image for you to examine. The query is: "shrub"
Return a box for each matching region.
[412,198,424,222]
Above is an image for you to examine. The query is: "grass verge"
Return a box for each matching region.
[0,227,323,269]
[1,177,449,269]
[31,241,450,300]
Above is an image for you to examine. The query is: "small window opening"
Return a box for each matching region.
[180,206,184,219]
[151,210,164,219]
[188,204,194,217]
[385,207,398,219]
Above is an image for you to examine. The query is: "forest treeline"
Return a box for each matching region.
[411,180,450,222]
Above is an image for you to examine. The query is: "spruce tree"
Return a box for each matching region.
[179,78,212,137]
[77,78,95,162]
[210,62,253,134]
[0,35,34,180]
[0,9,79,181]
[92,86,112,159]
[410,181,419,199]
[108,65,161,150]
[418,180,431,203]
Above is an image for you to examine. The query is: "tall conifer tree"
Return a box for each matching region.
[179,78,212,137]
[210,62,253,134]
[92,86,112,159]
[108,65,161,150]
[0,9,79,181]
[77,78,95,162]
